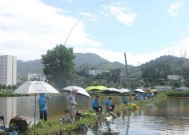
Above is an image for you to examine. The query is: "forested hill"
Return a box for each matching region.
[17,53,125,79]
[17,59,43,79]
[17,54,189,80]
[140,55,189,79]
[74,53,124,70]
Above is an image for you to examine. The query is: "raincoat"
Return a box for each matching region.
[38,93,50,111]
[122,96,127,103]
[105,98,112,107]
[92,98,99,108]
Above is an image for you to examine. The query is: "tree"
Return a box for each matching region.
[144,81,151,88]
[108,69,121,84]
[41,45,75,90]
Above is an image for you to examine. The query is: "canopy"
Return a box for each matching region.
[86,86,108,91]
[151,89,158,92]
[133,88,144,93]
[119,88,130,93]
[102,88,121,94]
[62,86,90,97]
[14,81,59,94]
[107,88,121,93]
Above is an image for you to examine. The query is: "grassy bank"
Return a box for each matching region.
[0,91,28,97]
[113,92,167,116]
[22,113,98,135]
[18,93,166,135]
[165,90,189,97]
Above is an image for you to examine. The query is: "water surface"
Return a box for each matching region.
[1,95,189,135]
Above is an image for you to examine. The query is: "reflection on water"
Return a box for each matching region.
[87,98,189,135]
[0,97,16,125]
[125,98,189,135]
[1,96,189,135]
[0,94,93,125]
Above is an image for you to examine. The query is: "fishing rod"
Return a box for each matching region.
[63,0,114,46]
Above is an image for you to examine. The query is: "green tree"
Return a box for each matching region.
[144,81,151,88]
[108,69,121,84]
[41,45,75,90]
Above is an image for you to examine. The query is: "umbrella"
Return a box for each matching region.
[13,81,59,135]
[62,86,91,97]
[107,88,121,92]
[133,88,144,93]
[151,89,158,92]
[119,88,130,93]
[102,88,121,94]
[86,85,107,91]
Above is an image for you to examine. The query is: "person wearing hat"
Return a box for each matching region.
[67,88,78,123]
[38,93,50,121]
[91,95,102,113]
[105,97,115,112]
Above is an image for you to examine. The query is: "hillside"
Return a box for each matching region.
[140,55,189,80]
[17,60,44,79]
[74,53,125,70]
[17,54,189,80]
[17,53,125,79]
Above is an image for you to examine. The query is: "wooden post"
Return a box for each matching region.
[124,52,131,103]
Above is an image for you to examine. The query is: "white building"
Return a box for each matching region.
[155,85,172,91]
[28,73,46,81]
[167,75,182,81]
[0,55,17,86]
[89,69,110,77]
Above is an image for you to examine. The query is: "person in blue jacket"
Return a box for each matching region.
[38,93,50,121]
[91,95,102,112]
[122,95,127,105]
[105,97,115,111]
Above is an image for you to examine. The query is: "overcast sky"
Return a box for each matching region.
[0,0,189,66]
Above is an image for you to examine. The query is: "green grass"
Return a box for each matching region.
[165,90,189,97]
[1,92,167,135]
[113,92,167,116]
[22,112,98,135]
[0,91,29,97]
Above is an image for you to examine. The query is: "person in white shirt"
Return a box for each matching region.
[67,88,78,123]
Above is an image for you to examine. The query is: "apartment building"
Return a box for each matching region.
[0,55,17,86]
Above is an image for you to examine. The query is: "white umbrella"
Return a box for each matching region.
[107,88,121,93]
[62,86,91,97]
[13,81,59,135]
[119,88,130,93]
[14,81,60,94]
[134,88,144,93]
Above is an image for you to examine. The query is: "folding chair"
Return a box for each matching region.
[64,110,70,119]
[75,112,81,121]
[60,110,70,123]
[0,116,9,133]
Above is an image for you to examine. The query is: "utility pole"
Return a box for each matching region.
[124,52,131,102]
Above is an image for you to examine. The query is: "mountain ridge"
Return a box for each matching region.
[17,53,125,79]
[17,53,189,80]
